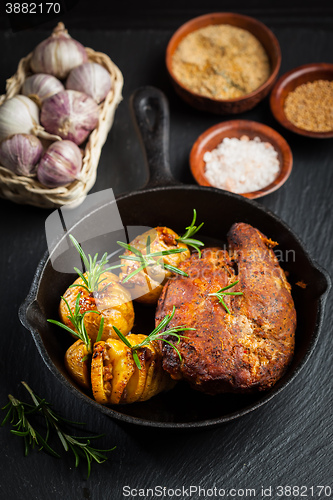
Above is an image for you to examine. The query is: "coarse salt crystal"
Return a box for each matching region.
[203,136,280,193]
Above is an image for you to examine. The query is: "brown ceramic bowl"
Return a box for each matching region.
[270,63,333,138]
[190,120,293,199]
[166,12,281,114]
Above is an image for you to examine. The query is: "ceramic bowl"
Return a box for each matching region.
[166,12,281,114]
[189,119,293,198]
[270,62,333,138]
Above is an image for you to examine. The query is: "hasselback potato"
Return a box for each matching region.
[91,334,176,404]
[59,271,134,342]
[119,227,190,305]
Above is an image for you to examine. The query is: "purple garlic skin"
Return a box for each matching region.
[40,90,99,145]
[37,140,82,188]
[66,62,112,103]
[0,134,43,176]
[22,74,64,105]
[30,22,88,80]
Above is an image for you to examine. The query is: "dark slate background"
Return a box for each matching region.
[0,1,332,499]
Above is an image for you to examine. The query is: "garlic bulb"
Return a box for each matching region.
[40,90,99,145]
[37,140,82,187]
[30,22,88,79]
[22,74,64,106]
[66,62,112,103]
[0,95,40,141]
[0,134,43,176]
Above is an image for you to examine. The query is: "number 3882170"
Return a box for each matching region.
[6,3,61,14]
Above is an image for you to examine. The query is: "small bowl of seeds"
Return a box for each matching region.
[270,63,333,138]
[166,12,281,114]
[189,120,293,199]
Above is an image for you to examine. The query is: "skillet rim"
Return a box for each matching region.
[19,184,331,429]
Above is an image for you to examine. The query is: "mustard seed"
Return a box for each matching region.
[284,79,333,132]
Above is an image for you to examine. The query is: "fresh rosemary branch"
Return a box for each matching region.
[208,280,243,314]
[113,235,189,283]
[176,209,204,257]
[1,394,60,458]
[113,306,194,370]
[47,293,104,354]
[106,211,204,283]
[69,235,115,294]
[1,382,115,478]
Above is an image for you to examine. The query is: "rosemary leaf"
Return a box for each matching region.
[132,351,141,370]
[177,210,205,257]
[47,320,78,338]
[112,326,132,349]
[121,262,148,283]
[208,279,243,314]
[163,264,188,277]
[116,241,143,257]
[148,248,187,257]
[95,317,105,343]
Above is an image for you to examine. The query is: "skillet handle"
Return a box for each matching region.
[130,86,178,188]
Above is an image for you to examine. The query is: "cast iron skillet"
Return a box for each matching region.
[19,87,330,429]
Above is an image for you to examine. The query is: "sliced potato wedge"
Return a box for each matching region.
[64,340,91,390]
[105,339,136,404]
[124,334,154,403]
[91,342,109,404]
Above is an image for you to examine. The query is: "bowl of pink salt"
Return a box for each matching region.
[189,120,293,199]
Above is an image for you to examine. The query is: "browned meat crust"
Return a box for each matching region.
[155,223,296,394]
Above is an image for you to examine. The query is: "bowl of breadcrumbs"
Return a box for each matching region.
[166,12,281,114]
[270,63,333,138]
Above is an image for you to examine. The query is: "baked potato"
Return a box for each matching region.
[119,227,190,305]
[64,339,91,390]
[59,271,134,342]
[91,334,176,404]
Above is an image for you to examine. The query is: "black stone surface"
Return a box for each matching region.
[0,4,332,499]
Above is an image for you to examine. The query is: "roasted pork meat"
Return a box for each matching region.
[155,223,296,394]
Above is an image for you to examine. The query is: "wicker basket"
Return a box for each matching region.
[0,32,123,209]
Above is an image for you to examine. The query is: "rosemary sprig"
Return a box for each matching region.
[208,279,243,314]
[47,293,103,354]
[108,211,204,283]
[176,209,204,257]
[69,235,115,294]
[112,237,189,284]
[1,382,115,478]
[113,306,194,370]
[1,395,60,458]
